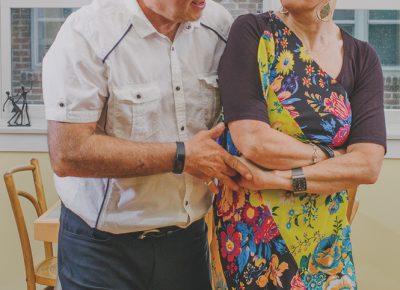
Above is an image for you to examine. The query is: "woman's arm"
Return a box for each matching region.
[229,119,342,170]
[237,142,384,194]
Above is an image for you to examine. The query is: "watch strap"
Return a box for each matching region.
[172,142,185,174]
[292,167,305,178]
[316,144,335,159]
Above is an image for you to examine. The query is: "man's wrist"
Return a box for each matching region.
[172,142,185,174]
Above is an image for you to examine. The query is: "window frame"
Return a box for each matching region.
[0,0,90,151]
[335,10,400,70]
[31,8,75,69]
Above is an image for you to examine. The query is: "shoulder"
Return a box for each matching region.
[229,12,272,39]
[343,30,381,73]
[58,0,133,58]
[200,0,234,38]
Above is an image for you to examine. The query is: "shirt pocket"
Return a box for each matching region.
[112,83,161,141]
[198,75,221,129]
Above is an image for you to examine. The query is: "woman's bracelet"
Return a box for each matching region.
[311,143,319,164]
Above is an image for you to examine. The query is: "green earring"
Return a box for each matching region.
[317,1,332,22]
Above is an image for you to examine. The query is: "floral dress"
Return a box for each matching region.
[211,12,356,290]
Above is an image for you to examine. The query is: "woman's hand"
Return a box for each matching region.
[235,156,289,191]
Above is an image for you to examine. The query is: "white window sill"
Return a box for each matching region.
[0,119,399,158]
[386,123,400,158]
[0,118,48,152]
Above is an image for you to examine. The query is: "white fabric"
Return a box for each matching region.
[42,0,233,234]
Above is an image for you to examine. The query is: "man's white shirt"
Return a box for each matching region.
[43,0,233,233]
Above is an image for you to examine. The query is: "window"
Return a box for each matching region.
[1,1,90,128]
[32,8,76,69]
[9,8,76,107]
[0,0,90,151]
[334,9,400,111]
[332,10,355,36]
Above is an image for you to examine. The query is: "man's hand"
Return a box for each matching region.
[184,123,253,193]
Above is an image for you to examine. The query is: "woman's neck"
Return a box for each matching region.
[278,11,336,53]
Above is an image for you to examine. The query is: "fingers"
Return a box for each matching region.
[207,181,219,194]
[223,154,253,181]
[221,165,237,177]
[236,178,255,192]
[208,122,225,139]
[215,172,240,191]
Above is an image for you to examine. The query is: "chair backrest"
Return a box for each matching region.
[3,159,54,290]
[347,186,359,224]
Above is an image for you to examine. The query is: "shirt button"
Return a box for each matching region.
[58,102,65,108]
[175,86,181,91]
[136,94,142,99]
[171,46,175,51]
[185,200,189,206]
[180,126,185,131]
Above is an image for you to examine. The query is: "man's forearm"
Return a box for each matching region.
[51,133,176,178]
[48,121,176,178]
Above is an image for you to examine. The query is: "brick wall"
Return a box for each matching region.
[384,73,400,109]
[11,8,43,105]
[216,0,264,18]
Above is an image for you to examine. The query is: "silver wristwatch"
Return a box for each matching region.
[291,167,307,194]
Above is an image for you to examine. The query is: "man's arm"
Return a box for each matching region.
[48,121,252,192]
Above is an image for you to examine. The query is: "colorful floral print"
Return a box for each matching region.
[211,11,356,290]
[276,50,295,75]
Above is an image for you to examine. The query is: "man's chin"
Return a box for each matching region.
[186,12,202,22]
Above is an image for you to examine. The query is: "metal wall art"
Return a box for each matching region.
[2,86,31,127]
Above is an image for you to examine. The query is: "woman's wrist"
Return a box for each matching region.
[270,170,292,191]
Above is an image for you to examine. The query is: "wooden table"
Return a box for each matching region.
[34,201,215,245]
[34,201,61,243]
[33,201,62,289]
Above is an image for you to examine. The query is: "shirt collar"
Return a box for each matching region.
[127,0,201,38]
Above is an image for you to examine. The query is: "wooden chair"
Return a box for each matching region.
[4,159,57,290]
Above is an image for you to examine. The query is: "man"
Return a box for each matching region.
[43,0,252,289]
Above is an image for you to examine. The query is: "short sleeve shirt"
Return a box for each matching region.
[43,0,233,233]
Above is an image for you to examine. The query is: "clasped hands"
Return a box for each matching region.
[184,123,253,193]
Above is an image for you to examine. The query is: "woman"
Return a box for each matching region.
[210,0,386,289]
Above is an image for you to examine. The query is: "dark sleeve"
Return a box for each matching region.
[346,43,387,151]
[218,14,269,124]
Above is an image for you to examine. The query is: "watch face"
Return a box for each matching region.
[293,177,307,192]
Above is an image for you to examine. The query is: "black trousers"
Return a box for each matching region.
[58,204,212,290]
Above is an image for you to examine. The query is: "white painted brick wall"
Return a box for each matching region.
[215,0,264,18]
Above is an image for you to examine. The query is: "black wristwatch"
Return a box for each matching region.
[292,167,307,194]
[172,142,185,174]
[317,144,335,159]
